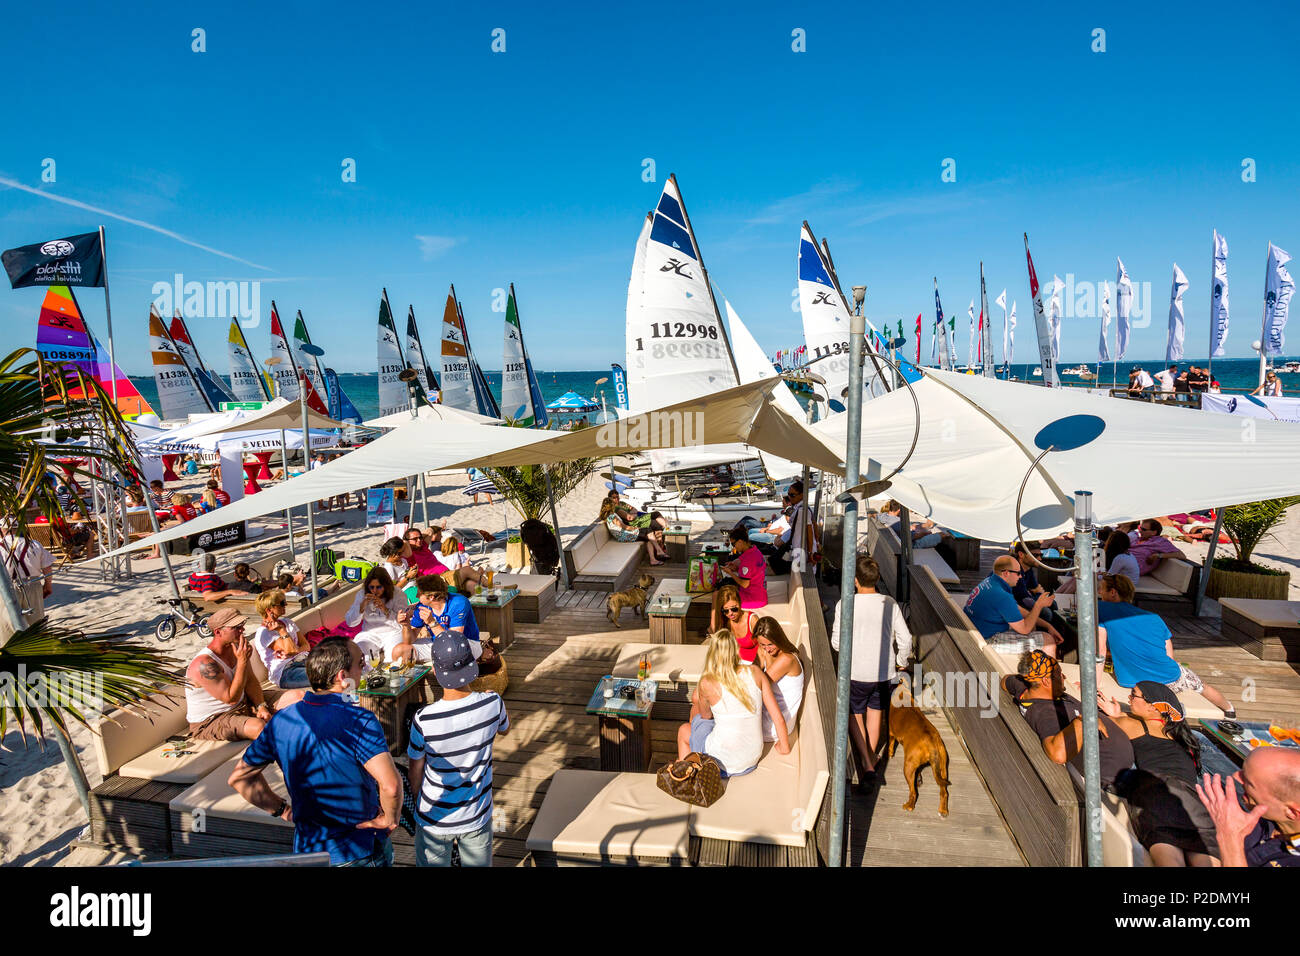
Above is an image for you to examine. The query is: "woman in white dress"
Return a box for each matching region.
[439,535,486,592]
[676,631,790,777]
[346,567,410,661]
[753,617,804,742]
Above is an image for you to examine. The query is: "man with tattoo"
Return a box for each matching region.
[185,606,306,741]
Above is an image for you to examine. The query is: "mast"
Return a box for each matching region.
[231,318,273,400]
[980,262,993,378]
[166,312,214,412]
[820,233,892,393]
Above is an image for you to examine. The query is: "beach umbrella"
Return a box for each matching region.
[545,391,599,412]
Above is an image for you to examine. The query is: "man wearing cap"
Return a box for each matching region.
[185,606,305,741]
[229,638,403,866]
[407,630,510,866]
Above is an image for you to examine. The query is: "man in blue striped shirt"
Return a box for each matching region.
[407,631,509,866]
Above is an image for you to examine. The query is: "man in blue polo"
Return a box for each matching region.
[229,637,403,865]
[964,554,1063,657]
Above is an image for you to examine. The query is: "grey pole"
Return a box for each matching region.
[897,504,913,606]
[1193,508,1226,617]
[299,390,319,603]
[828,310,866,867]
[143,486,183,603]
[280,428,295,561]
[544,469,570,589]
[98,226,118,407]
[1073,490,1104,867]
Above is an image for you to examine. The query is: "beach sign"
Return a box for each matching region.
[367,487,395,526]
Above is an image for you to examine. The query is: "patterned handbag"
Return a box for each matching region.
[656,752,727,807]
[686,555,720,593]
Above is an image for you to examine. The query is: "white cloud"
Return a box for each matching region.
[415,235,461,260]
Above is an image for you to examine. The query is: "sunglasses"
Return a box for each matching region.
[723,606,742,615]
[1004,569,1023,577]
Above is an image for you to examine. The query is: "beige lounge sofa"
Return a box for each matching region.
[492,572,558,623]
[178,547,337,608]
[563,519,645,593]
[1134,557,1197,602]
[526,572,829,865]
[873,517,960,586]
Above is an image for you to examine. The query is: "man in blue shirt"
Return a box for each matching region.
[395,573,482,665]
[229,637,403,865]
[964,555,1062,656]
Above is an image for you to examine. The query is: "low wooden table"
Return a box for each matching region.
[949,534,982,571]
[470,588,518,650]
[586,676,656,772]
[664,523,692,564]
[646,588,691,644]
[358,665,431,755]
[1219,598,1300,663]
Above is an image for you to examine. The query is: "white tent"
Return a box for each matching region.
[364,403,500,429]
[814,369,1300,542]
[138,428,340,456]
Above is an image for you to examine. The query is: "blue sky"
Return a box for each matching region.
[3,1,1298,374]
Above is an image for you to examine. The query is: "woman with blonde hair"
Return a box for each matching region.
[676,631,790,776]
[599,499,666,566]
[439,534,486,592]
[197,488,221,514]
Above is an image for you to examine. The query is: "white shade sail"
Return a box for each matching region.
[363,403,500,429]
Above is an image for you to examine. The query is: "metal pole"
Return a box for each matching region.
[544,469,570,589]
[280,428,295,561]
[1073,491,1104,867]
[828,310,866,867]
[897,504,913,606]
[98,226,118,406]
[301,392,319,603]
[144,485,183,603]
[1194,508,1226,617]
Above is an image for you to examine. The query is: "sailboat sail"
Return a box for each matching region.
[723,300,803,480]
[439,287,476,414]
[170,314,235,407]
[405,306,440,398]
[36,285,154,416]
[501,284,548,427]
[292,312,328,399]
[818,233,892,399]
[458,298,500,419]
[268,302,303,400]
[323,368,362,424]
[150,307,212,420]
[227,319,272,402]
[377,290,408,417]
[1024,234,1061,387]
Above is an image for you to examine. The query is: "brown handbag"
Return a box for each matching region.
[656,752,727,807]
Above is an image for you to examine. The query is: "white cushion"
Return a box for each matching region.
[525,770,690,859]
[169,754,293,828]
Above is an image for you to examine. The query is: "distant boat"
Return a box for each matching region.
[1032,367,1042,377]
[1062,364,1094,377]
[1279,361,1300,374]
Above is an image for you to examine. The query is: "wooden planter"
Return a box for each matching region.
[506,539,532,571]
[1206,566,1291,601]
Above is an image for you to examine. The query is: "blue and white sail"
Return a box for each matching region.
[1262,243,1294,356]
[724,300,804,480]
[377,289,408,417]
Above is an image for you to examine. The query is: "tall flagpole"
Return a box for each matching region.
[1258,243,1271,390]
[1207,231,1216,387]
[98,225,118,405]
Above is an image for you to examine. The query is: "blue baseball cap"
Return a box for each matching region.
[432,631,478,689]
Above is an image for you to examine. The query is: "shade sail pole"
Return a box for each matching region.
[280,428,295,561]
[301,395,319,602]
[1074,491,1104,867]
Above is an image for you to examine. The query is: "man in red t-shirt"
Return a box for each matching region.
[187,553,251,599]
[207,480,231,506]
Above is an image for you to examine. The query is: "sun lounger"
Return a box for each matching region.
[177,547,338,608]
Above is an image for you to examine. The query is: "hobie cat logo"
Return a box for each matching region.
[810,291,837,306]
[41,239,75,257]
[660,258,693,278]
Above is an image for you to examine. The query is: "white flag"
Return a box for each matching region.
[968,300,976,367]
[1116,258,1133,360]
[1008,300,1017,363]
[1099,280,1112,362]
[995,288,1007,311]
[1167,263,1188,362]
[1263,242,1294,356]
[1210,231,1229,358]
[1048,275,1064,360]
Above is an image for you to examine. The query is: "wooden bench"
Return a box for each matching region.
[491,572,558,623]
[525,572,829,866]
[1219,598,1300,663]
[562,519,644,593]
[177,547,337,609]
[866,515,960,588]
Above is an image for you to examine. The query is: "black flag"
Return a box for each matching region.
[2,232,105,288]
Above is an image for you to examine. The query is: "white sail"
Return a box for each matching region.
[377,289,408,417]
[268,302,301,400]
[626,176,738,412]
[227,319,270,402]
[150,307,211,420]
[405,306,439,398]
[292,311,329,402]
[723,300,805,479]
[439,286,477,413]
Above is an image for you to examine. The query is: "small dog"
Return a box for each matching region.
[887,681,950,816]
[606,573,655,628]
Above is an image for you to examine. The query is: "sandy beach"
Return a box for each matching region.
[0,465,637,866]
[3,479,1298,867]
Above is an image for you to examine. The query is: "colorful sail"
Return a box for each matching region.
[227,318,272,402]
[457,296,500,419]
[377,289,408,417]
[1024,234,1060,387]
[500,284,548,427]
[405,305,440,398]
[170,313,235,407]
[439,286,476,414]
[36,285,154,416]
[267,302,302,400]
[324,367,362,424]
[291,311,327,398]
[150,306,212,420]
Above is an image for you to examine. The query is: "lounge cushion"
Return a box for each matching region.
[611,644,706,683]
[582,544,642,577]
[1218,598,1300,628]
[93,686,189,778]
[688,740,808,847]
[525,770,690,859]
[169,754,293,828]
[120,739,247,785]
[491,573,555,598]
[913,549,959,585]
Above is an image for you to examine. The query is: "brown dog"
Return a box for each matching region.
[887,683,950,816]
[606,573,655,628]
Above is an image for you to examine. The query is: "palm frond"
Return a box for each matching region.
[1221,497,1300,565]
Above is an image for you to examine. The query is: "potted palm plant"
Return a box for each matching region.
[0,349,179,823]
[481,458,593,572]
[1206,497,1300,601]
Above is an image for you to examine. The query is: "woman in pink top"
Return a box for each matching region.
[712,526,767,631]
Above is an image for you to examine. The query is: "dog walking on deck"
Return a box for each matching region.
[606,573,655,628]
[887,680,950,816]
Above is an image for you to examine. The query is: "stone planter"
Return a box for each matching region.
[1206,566,1291,601]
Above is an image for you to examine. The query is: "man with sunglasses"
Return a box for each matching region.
[964,555,1063,657]
[404,528,450,576]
